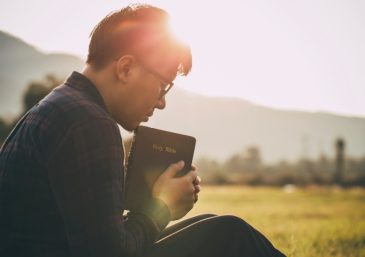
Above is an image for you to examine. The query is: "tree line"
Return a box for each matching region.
[0,75,61,145]
[2,75,365,187]
[196,143,365,187]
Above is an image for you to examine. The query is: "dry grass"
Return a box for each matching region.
[178,186,365,257]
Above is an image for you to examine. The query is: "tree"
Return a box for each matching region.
[22,74,61,113]
[0,117,10,144]
[2,74,63,142]
[334,138,345,184]
[243,146,262,172]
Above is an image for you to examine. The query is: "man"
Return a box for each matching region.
[0,4,285,257]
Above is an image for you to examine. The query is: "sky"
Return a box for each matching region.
[1,0,365,117]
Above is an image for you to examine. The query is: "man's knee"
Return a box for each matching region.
[214,215,253,233]
[217,215,247,225]
[198,213,218,220]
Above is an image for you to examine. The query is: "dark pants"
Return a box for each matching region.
[144,214,286,257]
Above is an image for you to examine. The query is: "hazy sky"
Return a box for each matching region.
[1,0,365,117]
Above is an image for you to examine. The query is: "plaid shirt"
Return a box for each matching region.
[0,71,170,257]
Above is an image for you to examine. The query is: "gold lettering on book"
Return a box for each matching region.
[152,144,177,154]
[165,146,176,154]
[153,144,163,151]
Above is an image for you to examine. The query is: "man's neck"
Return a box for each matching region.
[81,65,114,114]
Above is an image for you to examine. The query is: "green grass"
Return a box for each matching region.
[179,186,365,257]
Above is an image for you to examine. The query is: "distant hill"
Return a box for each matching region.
[0,30,83,117]
[146,89,365,163]
[1,30,365,162]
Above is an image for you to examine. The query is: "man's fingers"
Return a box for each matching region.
[164,160,185,178]
[194,184,201,193]
[185,170,198,183]
[193,175,201,185]
[194,193,198,203]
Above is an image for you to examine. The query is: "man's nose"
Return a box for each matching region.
[156,96,166,110]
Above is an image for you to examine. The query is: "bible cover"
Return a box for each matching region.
[125,126,196,211]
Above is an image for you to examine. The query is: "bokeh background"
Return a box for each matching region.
[1,1,365,256]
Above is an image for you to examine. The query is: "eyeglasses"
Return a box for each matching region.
[114,56,174,99]
[139,63,174,100]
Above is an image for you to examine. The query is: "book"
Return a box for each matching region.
[124,125,196,211]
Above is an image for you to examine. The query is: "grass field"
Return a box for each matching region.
[179,186,365,257]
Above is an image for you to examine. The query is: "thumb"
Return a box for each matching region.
[163,160,185,178]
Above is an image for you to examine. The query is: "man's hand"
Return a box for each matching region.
[191,165,201,203]
[152,161,200,220]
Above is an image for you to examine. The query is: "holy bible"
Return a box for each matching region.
[124,126,196,211]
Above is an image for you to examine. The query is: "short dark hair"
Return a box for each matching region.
[87,4,192,77]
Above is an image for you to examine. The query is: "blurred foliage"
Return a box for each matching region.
[22,74,61,115]
[124,137,365,187]
[0,74,61,143]
[196,142,365,187]
[1,75,365,187]
[0,118,8,145]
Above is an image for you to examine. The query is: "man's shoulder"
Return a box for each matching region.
[25,83,119,146]
[36,83,113,127]
[17,83,120,160]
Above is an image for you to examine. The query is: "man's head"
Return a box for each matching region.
[84,4,192,131]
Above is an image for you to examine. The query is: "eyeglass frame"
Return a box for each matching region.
[114,55,174,100]
[138,62,174,100]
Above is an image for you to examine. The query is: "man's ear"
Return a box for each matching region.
[115,55,136,83]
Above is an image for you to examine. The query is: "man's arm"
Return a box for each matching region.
[46,117,170,257]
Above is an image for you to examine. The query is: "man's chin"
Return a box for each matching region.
[117,116,150,132]
[117,121,140,132]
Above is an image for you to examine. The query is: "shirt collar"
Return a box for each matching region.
[65,71,108,111]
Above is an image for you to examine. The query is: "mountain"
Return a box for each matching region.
[146,89,365,163]
[0,31,84,117]
[1,30,365,162]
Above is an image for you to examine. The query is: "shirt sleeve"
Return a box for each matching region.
[46,117,170,257]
